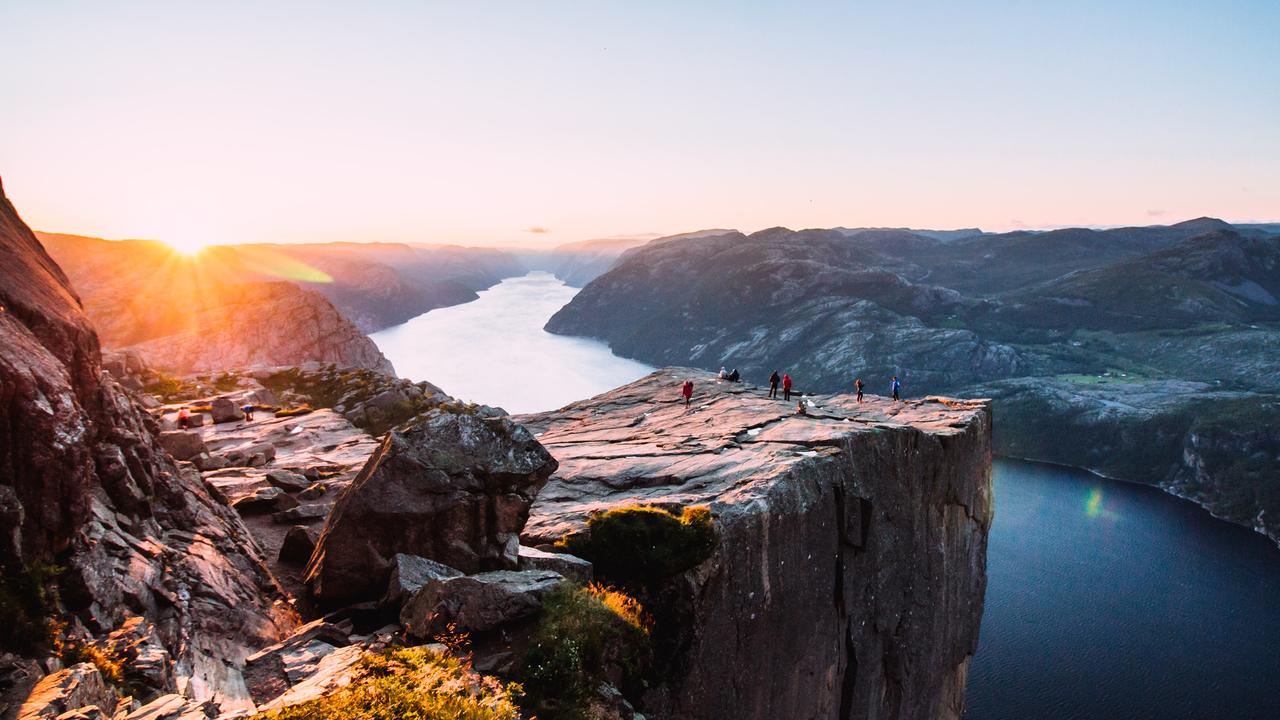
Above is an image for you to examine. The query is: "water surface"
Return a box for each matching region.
[371,271,653,413]
[967,459,1280,719]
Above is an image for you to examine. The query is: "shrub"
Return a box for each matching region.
[0,562,62,654]
[518,584,651,720]
[274,404,313,418]
[251,646,521,720]
[556,505,716,589]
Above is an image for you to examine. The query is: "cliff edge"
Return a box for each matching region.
[518,369,993,720]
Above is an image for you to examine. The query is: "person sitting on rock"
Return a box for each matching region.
[682,379,694,407]
[782,373,793,401]
[177,407,191,429]
[891,376,901,401]
[718,366,728,379]
[769,370,780,398]
[796,398,808,415]
[855,377,864,402]
[728,368,740,382]
[242,403,255,421]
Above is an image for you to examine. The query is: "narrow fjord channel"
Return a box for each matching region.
[373,271,1280,720]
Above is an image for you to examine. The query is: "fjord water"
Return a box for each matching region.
[967,459,1280,720]
[373,274,1280,718]
[371,271,653,414]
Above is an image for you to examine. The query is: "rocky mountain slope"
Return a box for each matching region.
[0,177,296,715]
[38,232,522,336]
[546,221,1280,545]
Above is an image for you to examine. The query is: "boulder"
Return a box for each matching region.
[231,487,298,515]
[242,619,351,706]
[518,545,593,583]
[225,443,275,468]
[273,504,329,524]
[400,569,565,639]
[117,694,214,720]
[297,483,327,501]
[157,431,208,462]
[190,453,227,472]
[265,470,309,492]
[278,525,318,565]
[305,410,558,604]
[382,553,463,608]
[15,664,114,720]
[210,397,240,424]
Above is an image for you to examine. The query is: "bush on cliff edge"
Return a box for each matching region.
[556,505,716,589]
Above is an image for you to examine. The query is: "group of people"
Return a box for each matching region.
[680,370,904,408]
[174,402,259,427]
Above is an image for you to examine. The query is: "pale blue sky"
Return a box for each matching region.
[1,1,1277,248]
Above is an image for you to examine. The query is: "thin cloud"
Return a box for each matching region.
[524,226,550,234]
[1146,209,1167,217]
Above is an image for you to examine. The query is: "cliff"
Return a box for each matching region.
[0,179,295,712]
[518,369,993,720]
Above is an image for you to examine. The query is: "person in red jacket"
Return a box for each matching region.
[782,373,793,401]
[681,379,694,407]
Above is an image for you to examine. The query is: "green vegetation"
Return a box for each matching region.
[251,647,522,720]
[142,373,201,402]
[519,584,651,720]
[0,562,62,653]
[212,372,242,392]
[556,505,716,590]
[273,404,314,418]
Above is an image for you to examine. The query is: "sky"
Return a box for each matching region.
[2,1,1278,251]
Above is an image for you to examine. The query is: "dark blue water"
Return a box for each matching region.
[966,459,1280,720]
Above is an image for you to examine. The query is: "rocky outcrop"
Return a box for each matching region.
[519,369,993,720]
[304,409,558,604]
[0,178,294,708]
[122,282,395,377]
[399,569,566,639]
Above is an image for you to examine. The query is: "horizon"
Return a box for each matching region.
[3,2,1277,253]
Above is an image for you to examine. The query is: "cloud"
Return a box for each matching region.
[1146,209,1167,217]
[524,226,550,234]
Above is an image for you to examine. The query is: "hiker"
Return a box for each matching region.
[718,366,728,379]
[242,403,255,421]
[177,407,191,429]
[682,379,694,407]
[728,368,740,383]
[769,370,781,398]
[855,378,864,402]
[783,373,793,401]
[796,398,808,415]
[891,376,901,401]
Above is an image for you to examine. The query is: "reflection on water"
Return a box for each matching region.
[968,459,1280,719]
[371,271,653,414]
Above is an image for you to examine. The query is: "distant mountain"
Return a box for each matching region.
[521,229,736,286]
[835,226,985,242]
[39,232,524,334]
[546,218,1280,546]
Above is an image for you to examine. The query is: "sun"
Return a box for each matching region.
[163,235,218,256]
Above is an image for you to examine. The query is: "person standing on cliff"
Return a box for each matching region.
[682,379,694,407]
[782,372,793,401]
[891,376,901,401]
[769,370,780,398]
[855,377,864,402]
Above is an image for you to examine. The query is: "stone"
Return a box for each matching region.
[273,504,329,524]
[242,619,351,707]
[100,618,174,699]
[117,694,213,720]
[210,397,241,424]
[157,431,208,462]
[231,487,298,515]
[15,664,114,720]
[297,483,327,501]
[190,453,227,472]
[400,569,565,639]
[278,525,318,565]
[517,545,593,583]
[382,553,463,608]
[305,409,558,604]
[265,470,309,492]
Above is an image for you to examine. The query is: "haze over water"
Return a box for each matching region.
[371,271,653,414]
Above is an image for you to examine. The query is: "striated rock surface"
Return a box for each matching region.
[0,178,295,709]
[305,409,558,604]
[519,369,993,720]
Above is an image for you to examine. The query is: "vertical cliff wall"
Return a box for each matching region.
[519,369,992,720]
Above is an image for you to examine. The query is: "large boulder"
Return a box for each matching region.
[157,431,208,461]
[210,397,241,424]
[305,409,558,604]
[400,569,565,639]
[15,664,114,720]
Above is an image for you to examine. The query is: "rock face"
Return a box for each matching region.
[399,569,566,639]
[0,178,294,707]
[519,369,993,720]
[305,409,559,604]
[122,281,395,377]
